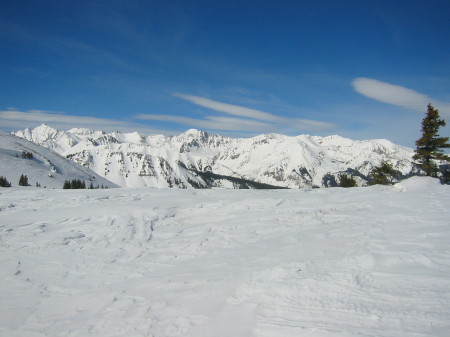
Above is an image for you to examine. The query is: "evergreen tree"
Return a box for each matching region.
[339,174,357,187]
[413,104,450,177]
[369,161,398,185]
[71,179,78,189]
[441,164,450,185]
[73,179,81,189]
[18,174,29,186]
[0,176,12,187]
[63,180,71,189]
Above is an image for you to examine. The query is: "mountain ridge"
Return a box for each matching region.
[0,131,117,189]
[12,124,417,188]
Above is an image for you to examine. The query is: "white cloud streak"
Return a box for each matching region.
[0,109,171,135]
[352,77,450,116]
[136,94,336,133]
[1,109,122,126]
[173,93,279,122]
[134,114,272,132]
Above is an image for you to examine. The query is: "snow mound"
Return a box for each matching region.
[394,176,443,191]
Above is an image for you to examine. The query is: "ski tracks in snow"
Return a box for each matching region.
[1,181,450,336]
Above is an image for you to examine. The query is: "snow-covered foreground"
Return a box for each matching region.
[1,177,449,337]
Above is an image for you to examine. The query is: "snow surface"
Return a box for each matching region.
[1,177,449,336]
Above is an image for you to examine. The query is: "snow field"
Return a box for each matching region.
[0,177,449,336]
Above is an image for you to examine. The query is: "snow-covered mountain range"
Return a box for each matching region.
[12,124,417,188]
[0,131,116,189]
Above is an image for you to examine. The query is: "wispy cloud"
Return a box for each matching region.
[352,78,450,116]
[135,114,272,132]
[135,94,336,134]
[173,94,279,122]
[0,109,171,135]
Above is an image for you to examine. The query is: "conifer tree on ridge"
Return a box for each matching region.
[413,104,450,177]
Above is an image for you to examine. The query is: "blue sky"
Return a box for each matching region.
[1,0,449,147]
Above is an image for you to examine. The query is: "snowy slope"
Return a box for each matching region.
[0,177,449,336]
[13,124,416,188]
[0,132,116,189]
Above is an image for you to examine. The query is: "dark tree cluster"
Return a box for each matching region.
[21,151,34,159]
[63,179,106,189]
[339,174,357,188]
[19,174,29,186]
[368,161,399,185]
[63,179,86,189]
[0,176,11,187]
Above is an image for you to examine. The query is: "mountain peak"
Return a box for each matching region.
[182,129,208,137]
[68,127,97,135]
[35,123,58,134]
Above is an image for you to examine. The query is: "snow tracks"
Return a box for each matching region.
[1,179,449,336]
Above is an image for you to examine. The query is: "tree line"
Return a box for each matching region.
[0,175,106,189]
[63,179,107,189]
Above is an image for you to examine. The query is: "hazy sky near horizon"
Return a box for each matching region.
[1,0,449,147]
